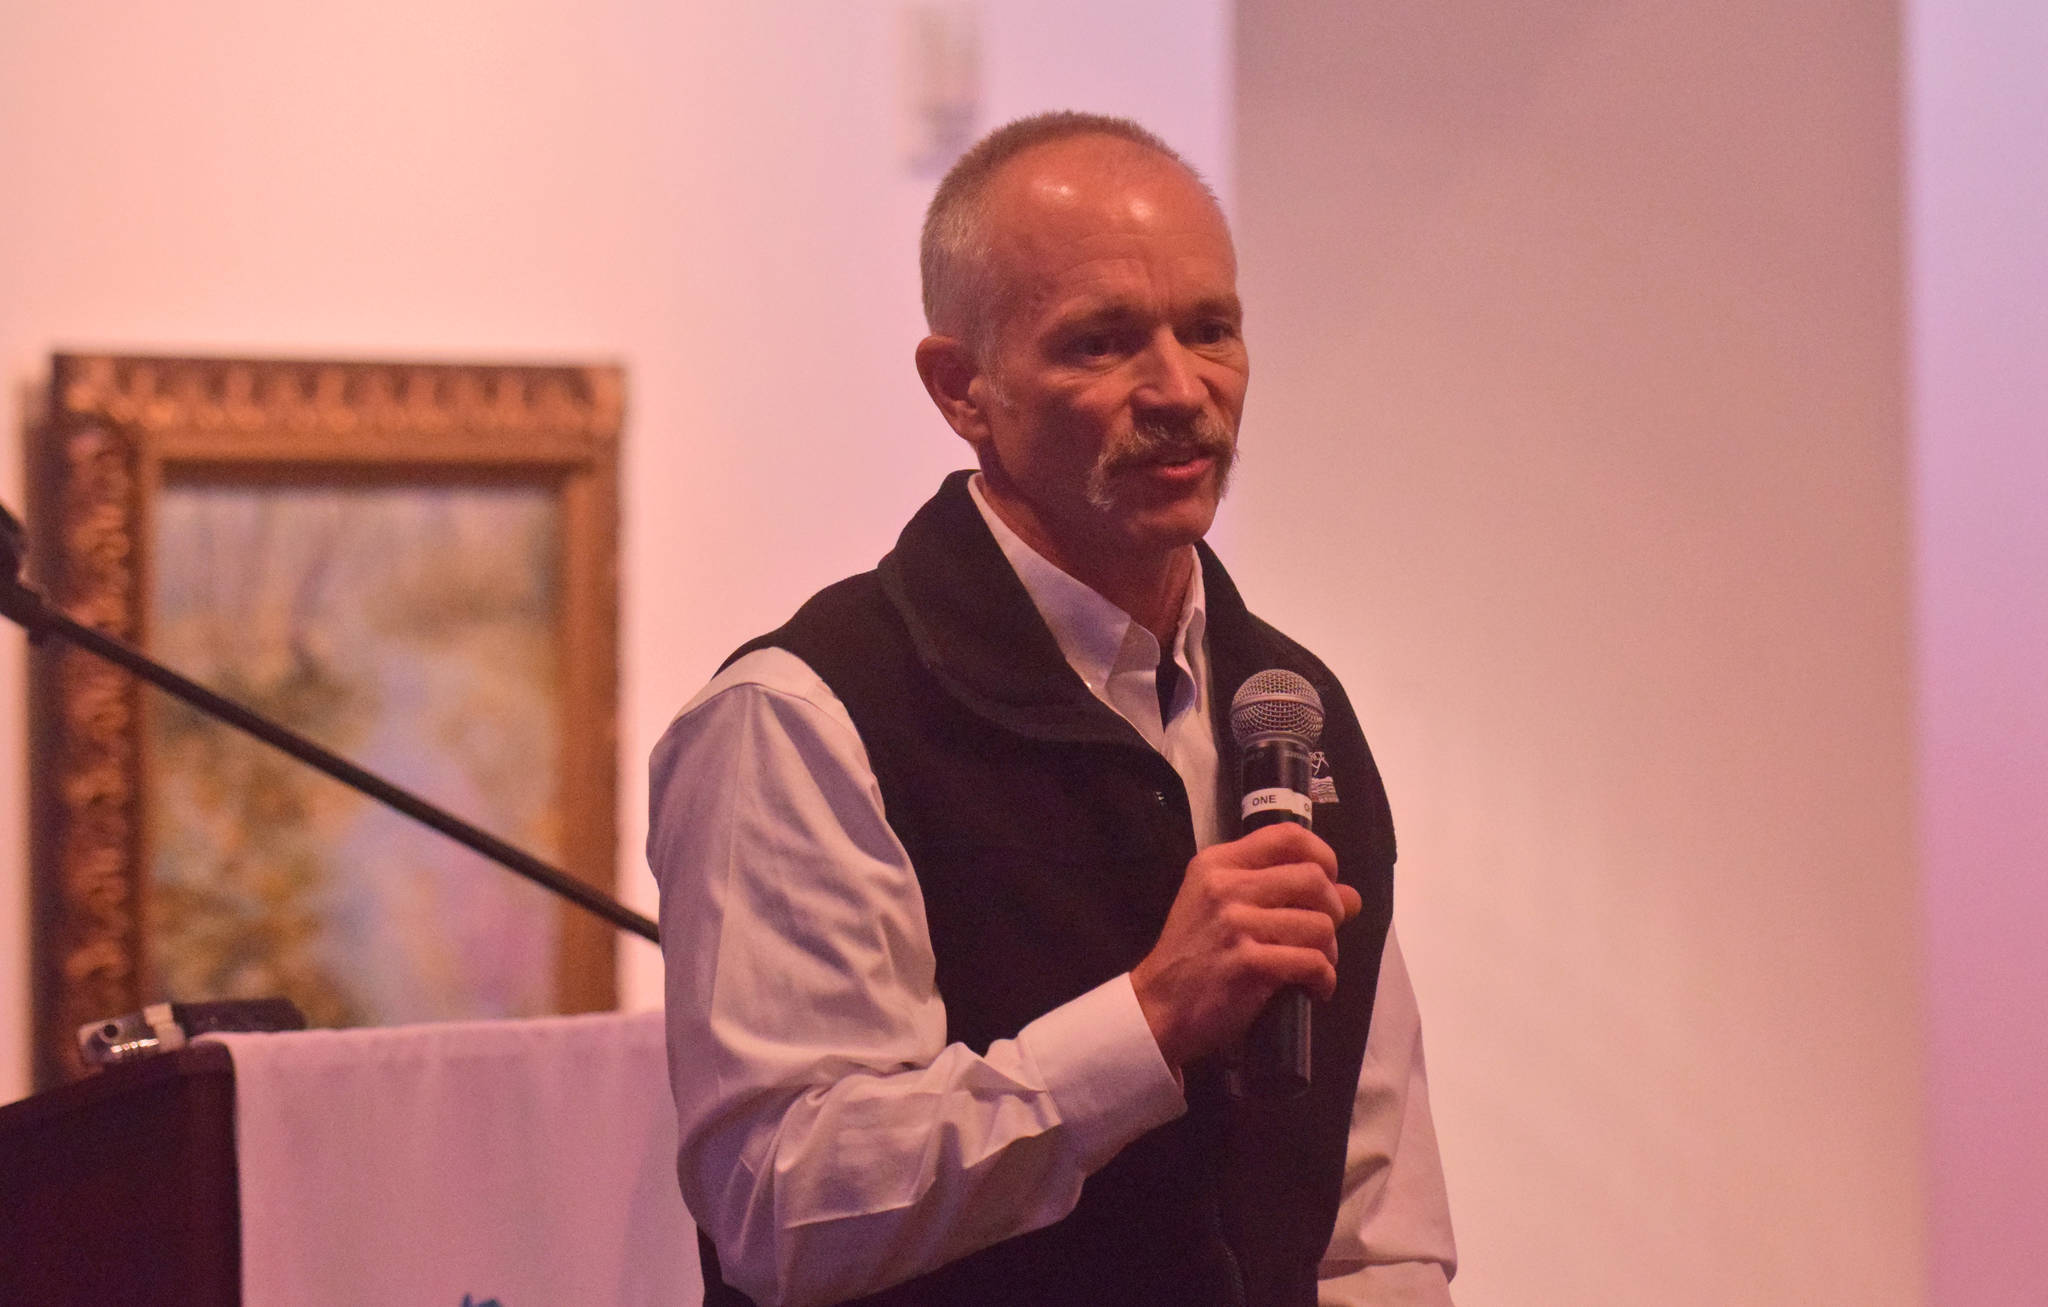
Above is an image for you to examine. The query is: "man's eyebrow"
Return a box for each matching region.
[1047,301,1144,332]
[1052,293,1244,327]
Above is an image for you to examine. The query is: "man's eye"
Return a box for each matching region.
[1185,320,1237,346]
[1069,332,1117,359]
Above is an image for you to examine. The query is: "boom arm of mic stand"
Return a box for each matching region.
[0,548,658,945]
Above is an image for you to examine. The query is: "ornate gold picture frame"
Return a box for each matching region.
[28,354,623,1086]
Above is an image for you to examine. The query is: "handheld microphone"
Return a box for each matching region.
[1227,669,1324,1099]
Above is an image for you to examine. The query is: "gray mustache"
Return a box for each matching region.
[1107,417,1235,470]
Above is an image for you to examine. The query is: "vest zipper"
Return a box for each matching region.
[1209,1189,1248,1307]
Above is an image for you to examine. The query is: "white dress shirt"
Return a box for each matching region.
[650,478,1456,1307]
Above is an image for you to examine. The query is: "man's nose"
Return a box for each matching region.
[1132,329,1206,411]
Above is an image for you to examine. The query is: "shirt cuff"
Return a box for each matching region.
[1014,974,1187,1173]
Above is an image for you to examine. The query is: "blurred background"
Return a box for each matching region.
[2,2,2041,1304]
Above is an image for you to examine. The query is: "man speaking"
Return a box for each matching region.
[649,112,1456,1307]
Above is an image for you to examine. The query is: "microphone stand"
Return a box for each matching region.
[0,501,658,945]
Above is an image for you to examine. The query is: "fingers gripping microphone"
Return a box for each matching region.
[1228,670,1325,1099]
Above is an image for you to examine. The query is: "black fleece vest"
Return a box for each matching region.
[701,472,1398,1307]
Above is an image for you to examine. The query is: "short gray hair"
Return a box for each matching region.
[919,111,1212,360]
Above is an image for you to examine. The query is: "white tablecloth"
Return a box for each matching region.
[209,1011,698,1307]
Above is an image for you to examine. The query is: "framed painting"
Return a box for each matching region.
[27,354,623,1086]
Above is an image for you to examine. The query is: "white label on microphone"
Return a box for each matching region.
[1241,787,1313,822]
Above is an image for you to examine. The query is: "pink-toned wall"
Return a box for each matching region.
[8,4,2043,1304]
[0,1,1232,1105]
[1231,2,1919,1303]
[1909,3,2048,1302]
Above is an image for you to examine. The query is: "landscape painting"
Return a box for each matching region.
[29,354,622,1085]
[147,483,563,1028]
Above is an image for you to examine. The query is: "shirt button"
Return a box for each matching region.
[1153,789,1170,806]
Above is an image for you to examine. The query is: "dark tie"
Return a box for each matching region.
[1156,641,1181,726]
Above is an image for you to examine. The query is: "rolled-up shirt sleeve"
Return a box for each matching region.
[649,650,1187,1307]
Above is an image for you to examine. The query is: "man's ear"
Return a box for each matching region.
[915,334,992,450]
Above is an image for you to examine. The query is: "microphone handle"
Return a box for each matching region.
[1229,738,1315,1099]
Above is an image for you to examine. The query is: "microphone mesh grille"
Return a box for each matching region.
[1230,669,1324,747]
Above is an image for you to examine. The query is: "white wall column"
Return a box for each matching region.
[1909,3,2048,1302]
[1232,3,1918,1302]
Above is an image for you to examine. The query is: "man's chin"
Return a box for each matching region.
[1094,468,1225,549]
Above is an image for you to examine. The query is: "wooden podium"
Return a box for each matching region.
[0,1014,693,1307]
[0,1045,242,1307]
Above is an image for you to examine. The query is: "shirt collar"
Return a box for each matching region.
[967,473,1206,700]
